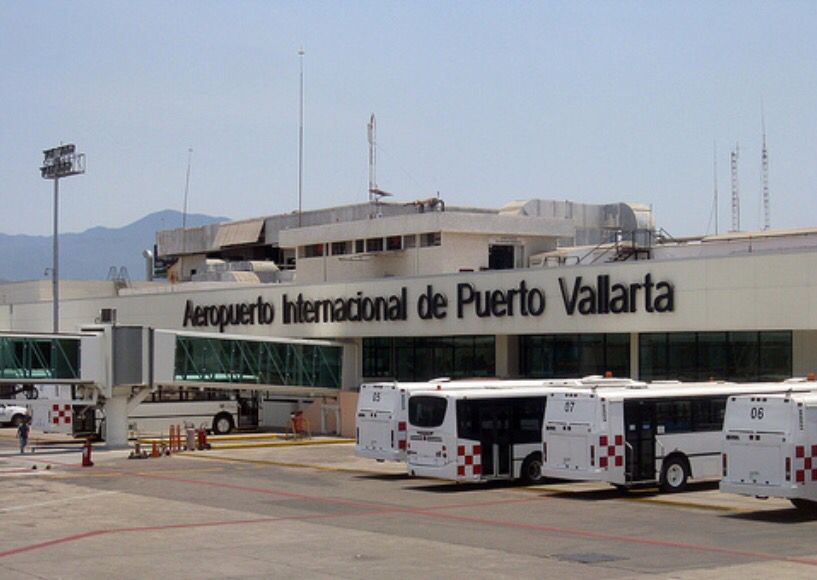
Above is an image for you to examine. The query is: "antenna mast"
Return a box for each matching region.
[730,143,740,232]
[182,147,193,255]
[761,106,770,230]
[713,141,719,235]
[368,113,377,202]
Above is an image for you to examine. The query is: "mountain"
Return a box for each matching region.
[0,210,229,282]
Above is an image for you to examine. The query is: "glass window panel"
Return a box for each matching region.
[453,337,475,378]
[697,332,728,381]
[432,337,455,378]
[473,336,495,377]
[728,332,759,381]
[605,333,631,378]
[552,335,580,377]
[639,333,668,380]
[759,331,792,381]
[579,334,604,375]
[668,333,697,381]
[412,339,434,381]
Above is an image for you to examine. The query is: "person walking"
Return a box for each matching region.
[17,417,30,454]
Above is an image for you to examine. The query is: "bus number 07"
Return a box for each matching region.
[564,401,575,413]
[750,407,764,420]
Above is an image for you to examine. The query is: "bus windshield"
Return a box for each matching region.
[409,396,447,428]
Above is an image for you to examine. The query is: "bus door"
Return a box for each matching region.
[238,393,259,429]
[478,402,512,478]
[623,400,656,482]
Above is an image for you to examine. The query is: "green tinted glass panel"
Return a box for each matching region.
[174,336,341,389]
[0,336,81,380]
[521,334,631,378]
[639,331,791,382]
[363,336,495,381]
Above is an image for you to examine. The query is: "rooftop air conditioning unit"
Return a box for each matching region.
[99,308,117,324]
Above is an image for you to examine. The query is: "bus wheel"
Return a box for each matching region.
[660,456,689,492]
[520,453,545,485]
[11,414,26,428]
[212,414,234,435]
[790,498,817,514]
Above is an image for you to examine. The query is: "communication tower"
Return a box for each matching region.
[730,144,740,232]
[761,109,770,230]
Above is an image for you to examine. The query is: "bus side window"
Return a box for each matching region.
[512,398,545,444]
[656,400,692,433]
[691,397,726,431]
[457,400,479,440]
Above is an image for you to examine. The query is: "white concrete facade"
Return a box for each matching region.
[3,247,817,376]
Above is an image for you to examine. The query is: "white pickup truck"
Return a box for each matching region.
[0,402,29,427]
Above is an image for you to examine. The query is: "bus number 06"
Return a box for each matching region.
[564,401,575,413]
[750,407,765,420]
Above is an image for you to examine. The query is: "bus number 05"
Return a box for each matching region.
[564,401,575,413]
[750,407,765,420]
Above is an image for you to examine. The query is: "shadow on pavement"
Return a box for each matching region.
[724,507,817,524]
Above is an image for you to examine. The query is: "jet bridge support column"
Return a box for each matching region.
[103,386,152,448]
[103,394,129,448]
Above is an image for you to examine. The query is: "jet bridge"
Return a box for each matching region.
[1,327,346,447]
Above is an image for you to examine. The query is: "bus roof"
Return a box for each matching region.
[727,389,817,406]
[551,381,817,402]
[409,385,577,400]
[370,376,645,393]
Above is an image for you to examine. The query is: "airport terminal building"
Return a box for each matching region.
[2,197,816,434]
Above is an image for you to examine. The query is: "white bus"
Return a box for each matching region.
[405,377,641,483]
[720,389,817,512]
[541,380,817,492]
[355,377,614,463]
[128,388,243,437]
[355,381,444,462]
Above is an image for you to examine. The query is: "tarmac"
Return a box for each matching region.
[1,427,817,579]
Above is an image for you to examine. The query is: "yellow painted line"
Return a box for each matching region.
[208,438,353,450]
[136,433,290,444]
[202,433,289,442]
[175,451,395,476]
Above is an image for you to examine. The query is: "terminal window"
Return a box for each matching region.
[520,333,630,379]
[362,336,495,381]
[366,238,384,252]
[420,232,442,247]
[639,331,792,382]
[303,244,324,258]
[331,241,350,255]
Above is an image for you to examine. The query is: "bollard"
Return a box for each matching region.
[186,427,196,451]
[151,441,159,458]
[197,427,209,450]
[81,439,94,467]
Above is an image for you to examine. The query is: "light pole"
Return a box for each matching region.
[298,47,304,227]
[40,144,85,333]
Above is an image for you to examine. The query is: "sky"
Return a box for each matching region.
[1,1,816,238]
